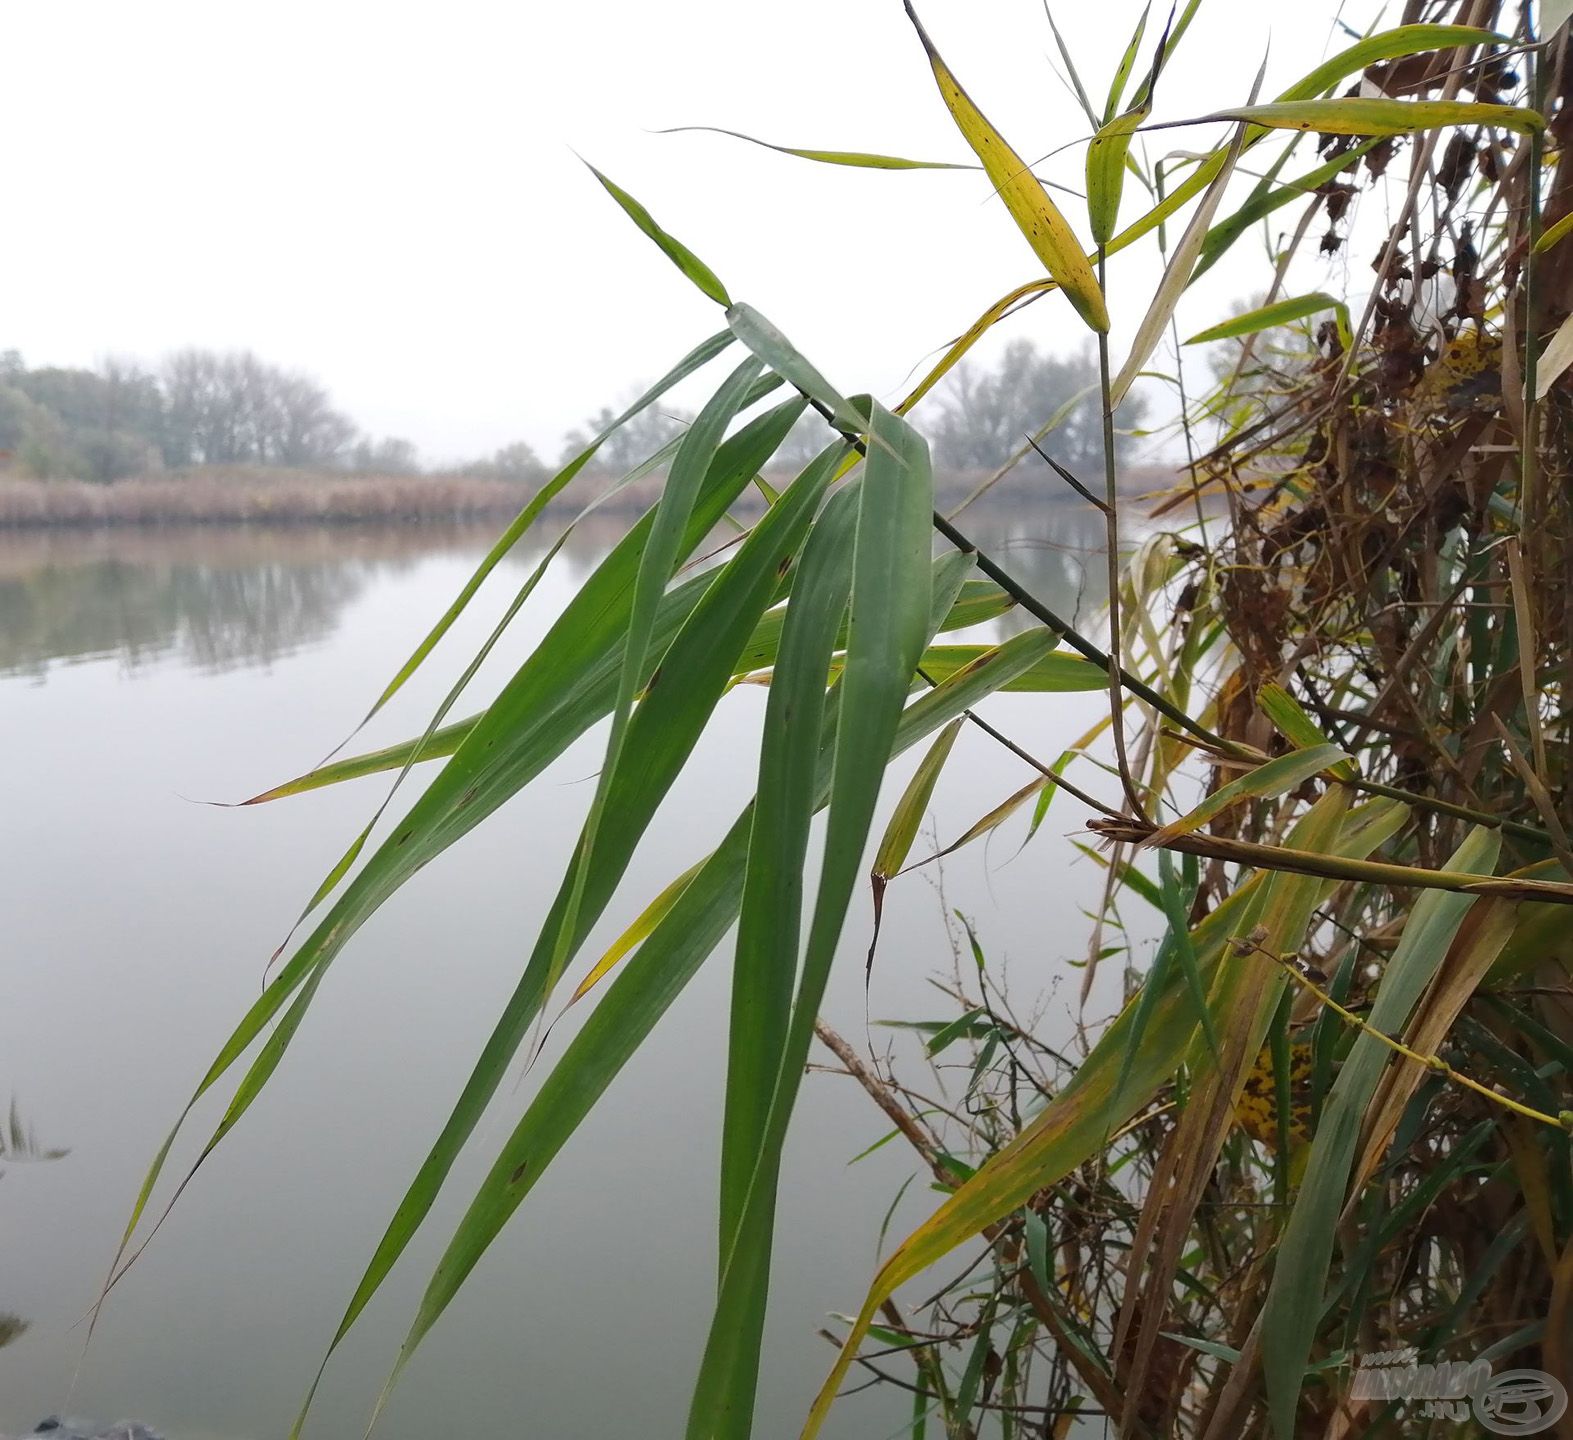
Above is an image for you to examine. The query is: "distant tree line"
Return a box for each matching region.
[550,342,1147,481]
[0,338,1144,487]
[0,348,417,484]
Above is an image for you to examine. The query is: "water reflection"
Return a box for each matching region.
[0,498,1112,682]
[955,499,1111,635]
[0,500,1125,1440]
[0,526,479,679]
[0,1102,69,1358]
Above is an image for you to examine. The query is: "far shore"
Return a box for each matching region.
[0,462,1173,530]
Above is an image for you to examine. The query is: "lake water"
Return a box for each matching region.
[0,502,1126,1439]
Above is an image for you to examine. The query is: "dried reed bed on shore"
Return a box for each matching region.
[0,469,529,528]
[0,460,1175,529]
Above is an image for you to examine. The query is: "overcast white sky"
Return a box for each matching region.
[9,0,1387,464]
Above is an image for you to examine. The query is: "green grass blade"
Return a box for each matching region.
[1535,207,1573,254]
[373,603,1054,1426]
[113,400,806,1329]
[873,717,963,885]
[297,439,845,1434]
[1087,108,1148,249]
[691,400,935,1439]
[911,774,1049,873]
[1131,0,1201,108]
[659,125,974,171]
[546,354,770,1002]
[352,328,734,731]
[1192,97,1544,137]
[914,644,1105,691]
[867,714,963,971]
[1158,849,1220,1063]
[1104,848,1225,1144]
[240,720,479,803]
[1185,292,1349,346]
[249,580,1015,807]
[802,795,1405,1437]
[1256,683,1357,779]
[1100,2,1149,125]
[567,857,708,1006]
[277,427,705,931]
[1190,139,1376,283]
[722,481,858,1250]
[1102,26,1509,261]
[1260,826,1503,1439]
[1147,742,1349,848]
[1280,24,1509,103]
[586,163,732,305]
[725,303,864,436]
[733,577,1013,679]
[714,482,860,1431]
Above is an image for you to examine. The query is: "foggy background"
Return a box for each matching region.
[8,0,1383,466]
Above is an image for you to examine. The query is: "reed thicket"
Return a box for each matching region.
[93,3,1573,1436]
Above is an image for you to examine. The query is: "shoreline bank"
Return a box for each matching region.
[0,464,1172,530]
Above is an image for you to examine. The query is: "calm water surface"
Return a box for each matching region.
[0,505,1124,1439]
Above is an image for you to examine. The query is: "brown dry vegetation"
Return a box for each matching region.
[0,468,528,528]
[0,461,1176,529]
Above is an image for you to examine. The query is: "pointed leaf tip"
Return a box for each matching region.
[585,162,732,306]
[904,2,1108,332]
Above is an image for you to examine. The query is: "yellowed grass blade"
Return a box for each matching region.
[568,859,706,1005]
[904,2,1108,333]
[1348,895,1520,1200]
[799,794,1399,1439]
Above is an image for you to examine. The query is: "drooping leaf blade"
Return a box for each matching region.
[659,125,975,171]
[380,624,1058,1430]
[691,400,935,1438]
[303,439,846,1435]
[713,481,861,1436]
[725,303,865,436]
[113,398,812,1394]
[247,581,1018,804]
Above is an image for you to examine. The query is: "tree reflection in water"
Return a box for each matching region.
[0,497,1121,681]
[0,522,561,679]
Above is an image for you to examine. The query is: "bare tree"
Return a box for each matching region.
[928,339,1148,480]
[270,369,355,466]
[347,435,423,475]
[160,349,353,468]
[560,395,692,470]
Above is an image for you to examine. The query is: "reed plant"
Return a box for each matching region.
[95,3,1573,1434]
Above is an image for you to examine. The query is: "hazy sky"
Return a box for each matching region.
[11,0,1384,464]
